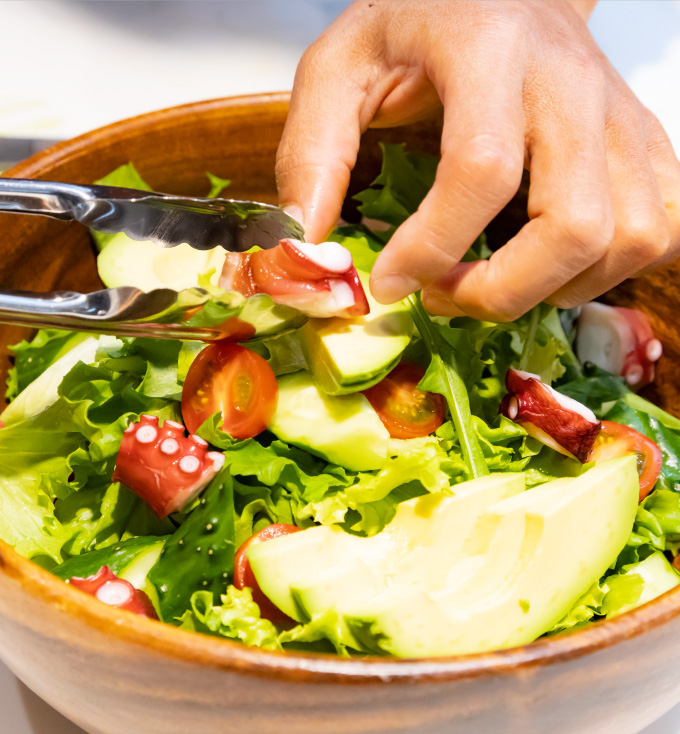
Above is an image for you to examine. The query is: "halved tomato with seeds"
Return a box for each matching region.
[363,362,446,439]
[590,421,662,501]
[182,343,278,439]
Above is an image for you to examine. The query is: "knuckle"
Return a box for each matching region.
[618,211,671,262]
[452,135,523,198]
[559,207,615,257]
[566,51,608,94]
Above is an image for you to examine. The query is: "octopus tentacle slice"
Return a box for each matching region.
[68,566,158,619]
[499,368,602,463]
[219,238,370,318]
[112,415,224,518]
[575,302,662,390]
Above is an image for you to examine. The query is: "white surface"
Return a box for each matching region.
[1,0,680,731]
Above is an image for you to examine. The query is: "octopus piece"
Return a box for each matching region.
[69,566,158,619]
[219,238,370,318]
[499,368,601,463]
[575,302,663,390]
[112,414,225,518]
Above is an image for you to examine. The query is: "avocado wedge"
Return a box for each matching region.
[249,457,639,656]
[299,273,413,395]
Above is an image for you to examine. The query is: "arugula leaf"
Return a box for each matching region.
[408,294,487,478]
[355,143,437,234]
[205,172,231,198]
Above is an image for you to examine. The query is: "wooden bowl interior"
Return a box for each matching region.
[0,95,446,397]
[0,96,679,728]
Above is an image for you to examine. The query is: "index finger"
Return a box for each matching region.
[368,58,525,305]
[276,7,387,243]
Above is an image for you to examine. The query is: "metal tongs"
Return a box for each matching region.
[0,178,304,340]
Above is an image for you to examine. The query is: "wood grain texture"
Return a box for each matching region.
[0,93,680,734]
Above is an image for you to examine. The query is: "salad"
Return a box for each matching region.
[2,144,680,658]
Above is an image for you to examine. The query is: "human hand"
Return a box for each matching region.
[276,0,680,320]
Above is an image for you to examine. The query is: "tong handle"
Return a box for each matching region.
[0,286,219,341]
[0,178,93,219]
[0,179,145,221]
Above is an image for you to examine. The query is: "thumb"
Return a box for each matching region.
[276,20,380,243]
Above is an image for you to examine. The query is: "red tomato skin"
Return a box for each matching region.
[591,420,663,501]
[181,343,278,439]
[234,524,301,624]
[363,362,446,440]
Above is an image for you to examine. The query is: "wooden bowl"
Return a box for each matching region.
[1,93,679,734]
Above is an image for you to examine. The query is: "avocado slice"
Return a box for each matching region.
[96,233,306,338]
[268,371,391,471]
[1,335,99,425]
[248,472,525,621]
[97,233,227,292]
[249,457,639,656]
[607,552,680,618]
[299,273,413,395]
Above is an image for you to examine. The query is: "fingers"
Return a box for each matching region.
[423,72,614,321]
[546,100,671,308]
[276,3,405,244]
[632,111,680,273]
[369,54,526,304]
[276,42,370,243]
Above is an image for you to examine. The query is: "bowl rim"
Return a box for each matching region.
[2,91,680,685]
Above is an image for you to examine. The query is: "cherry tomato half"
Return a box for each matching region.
[363,362,446,439]
[590,420,663,501]
[234,523,301,624]
[181,343,278,439]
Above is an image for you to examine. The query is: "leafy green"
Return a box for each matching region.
[246,332,307,377]
[5,329,91,401]
[184,290,244,330]
[149,468,235,622]
[55,483,172,556]
[205,172,231,198]
[92,163,153,250]
[549,582,607,634]
[305,437,463,535]
[0,329,182,566]
[0,472,71,567]
[329,227,384,272]
[52,535,167,580]
[177,341,205,385]
[178,587,280,649]
[221,439,351,507]
[355,143,438,236]
[178,586,369,656]
[600,573,645,617]
[279,607,365,656]
[408,294,487,479]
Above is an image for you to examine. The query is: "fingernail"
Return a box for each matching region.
[282,205,305,230]
[370,274,421,304]
[422,289,465,318]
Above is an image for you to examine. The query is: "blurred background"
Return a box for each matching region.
[1,1,680,732]
[1,0,680,166]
